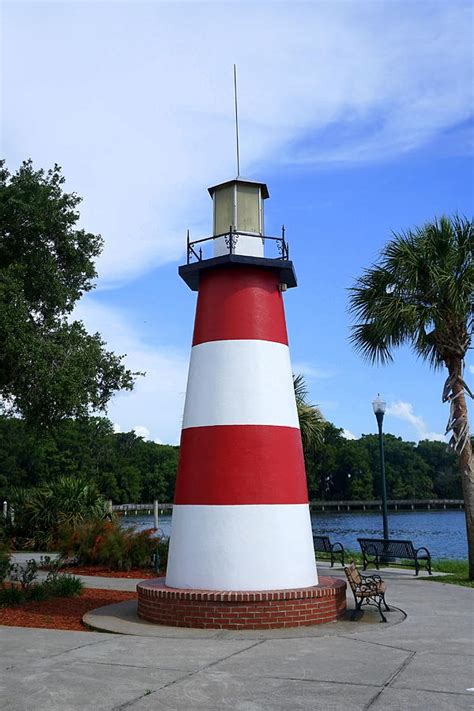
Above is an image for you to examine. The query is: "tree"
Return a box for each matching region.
[349,215,474,576]
[0,160,136,426]
[293,374,325,453]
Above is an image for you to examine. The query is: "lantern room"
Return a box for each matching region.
[208,178,269,258]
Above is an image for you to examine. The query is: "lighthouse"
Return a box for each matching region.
[165,177,318,592]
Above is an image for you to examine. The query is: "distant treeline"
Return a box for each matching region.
[0,416,463,504]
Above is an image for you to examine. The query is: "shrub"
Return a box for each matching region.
[10,559,38,590]
[155,538,170,572]
[0,573,83,607]
[8,476,111,550]
[0,518,12,583]
[44,574,83,598]
[28,584,48,601]
[0,586,23,606]
[40,555,63,582]
[58,519,162,571]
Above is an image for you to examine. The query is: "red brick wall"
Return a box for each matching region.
[137,576,346,630]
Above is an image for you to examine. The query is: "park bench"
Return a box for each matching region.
[312,534,345,567]
[344,561,390,622]
[357,538,432,576]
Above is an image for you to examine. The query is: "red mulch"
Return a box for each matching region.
[61,565,157,579]
[0,588,136,631]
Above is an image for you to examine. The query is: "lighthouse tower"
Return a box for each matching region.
[165,178,318,592]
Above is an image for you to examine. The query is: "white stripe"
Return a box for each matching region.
[165,504,318,590]
[182,340,299,429]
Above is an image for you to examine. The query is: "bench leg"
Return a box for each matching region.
[381,593,390,612]
[351,598,363,621]
[377,599,387,623]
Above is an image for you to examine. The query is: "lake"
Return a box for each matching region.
[121,509,467,560]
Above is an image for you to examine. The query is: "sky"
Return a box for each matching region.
[2,0,473,445]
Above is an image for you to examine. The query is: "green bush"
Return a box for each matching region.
[0,518,12,583]
[155,538,169,572]
[0,586,23,606]
[44,574,83,598]
[9,476,111,550]
[0,572,83,607]
[57,519,163,571]
[28,584,49,601]
[10,559,38,589]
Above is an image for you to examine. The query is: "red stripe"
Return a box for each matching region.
[174,425,308,505]
[192,267,288,346]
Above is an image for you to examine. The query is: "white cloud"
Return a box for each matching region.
[342,429,357,440]
[468,365,474,374]
[2,2,472,285]
[386,401,445,442]
[292,361,335,380]
[133,425,151,441]
[73,297,189,444]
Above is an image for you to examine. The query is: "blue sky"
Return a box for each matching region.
[2,1,473,444]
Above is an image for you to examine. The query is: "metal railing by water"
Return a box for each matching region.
[112,499,464,515]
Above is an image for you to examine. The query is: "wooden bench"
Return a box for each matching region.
[357,538,432,576]
[344,562,390,622]
[312,535,345,567]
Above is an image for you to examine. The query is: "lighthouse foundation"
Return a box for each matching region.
[137,577,346,630]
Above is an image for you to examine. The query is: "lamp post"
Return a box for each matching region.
[372,395,389,541]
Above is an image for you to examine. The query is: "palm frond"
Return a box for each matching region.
[348,215,474,366]
[293,374,325,451]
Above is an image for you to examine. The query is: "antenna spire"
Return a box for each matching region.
[233,64,240,178]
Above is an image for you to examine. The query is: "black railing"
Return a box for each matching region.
[186,225,289,264]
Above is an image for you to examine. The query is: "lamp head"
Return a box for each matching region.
[372,394,387,415]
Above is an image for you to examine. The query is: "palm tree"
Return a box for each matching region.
[293,373,325,452]
[348,215,474,577]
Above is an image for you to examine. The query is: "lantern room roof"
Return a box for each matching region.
[208,177,269,200]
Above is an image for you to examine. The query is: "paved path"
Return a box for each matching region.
[1,564,473,710]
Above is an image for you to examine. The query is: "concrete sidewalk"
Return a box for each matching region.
[1,565,473,710]
[10,553,444,591]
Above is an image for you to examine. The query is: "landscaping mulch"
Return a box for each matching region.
[61,565,157,579]
[0,588,136,631]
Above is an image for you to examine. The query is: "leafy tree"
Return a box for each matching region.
[349,216,474,576]
[293,374,325,453]
[0,159,136,426]
[416,440,461,498]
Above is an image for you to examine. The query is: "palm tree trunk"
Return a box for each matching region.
[449,357,474,579]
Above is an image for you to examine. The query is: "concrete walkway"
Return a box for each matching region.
[1,563,473,710]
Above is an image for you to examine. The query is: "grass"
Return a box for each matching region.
[423,558,473,588]
[316,552,473,587]
[424,576,473,588]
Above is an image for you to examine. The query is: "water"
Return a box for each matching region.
[121,509,467,560]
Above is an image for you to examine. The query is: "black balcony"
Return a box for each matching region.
[179,226,297,292]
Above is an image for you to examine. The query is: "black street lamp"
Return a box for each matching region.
[372,395,389,540]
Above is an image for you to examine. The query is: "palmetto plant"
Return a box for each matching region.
[293,373,325,452]
[9,476,110,550]
[348,215,474,577]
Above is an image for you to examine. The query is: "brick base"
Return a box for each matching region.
[137,576,346,629]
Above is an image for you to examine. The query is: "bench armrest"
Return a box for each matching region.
[415,546,431,558]
[330,542,344,552]
[361,574,382,584]
[356,579,380,595]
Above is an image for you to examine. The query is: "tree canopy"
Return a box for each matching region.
[0,415,461,505]
[0,160,136,426]
[348,215,473,576]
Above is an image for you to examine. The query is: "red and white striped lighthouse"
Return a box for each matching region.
[166,177,318,592]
